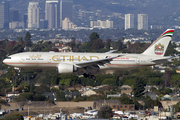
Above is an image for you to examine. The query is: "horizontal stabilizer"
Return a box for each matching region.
[151,56,173,62]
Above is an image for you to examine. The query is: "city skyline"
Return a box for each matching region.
[0,0,170,31]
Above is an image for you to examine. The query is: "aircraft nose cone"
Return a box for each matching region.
[3,59,7,64]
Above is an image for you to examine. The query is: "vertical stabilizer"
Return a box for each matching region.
[142,29,174,56]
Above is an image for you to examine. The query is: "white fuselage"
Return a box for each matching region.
[3,52,166,71]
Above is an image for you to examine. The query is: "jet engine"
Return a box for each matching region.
[57,63,77,74]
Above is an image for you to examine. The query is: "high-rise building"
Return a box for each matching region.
[62,17,76,30]
[137,14,148,30]
[23,14,28,28]
[60,0,73,28]
[0,1,9,28]
[10,10,19,22]
[45,0,59,29]
[40,19,48,29]
[90,20,113,28]
[28,2,40,29]
[125,14,134,30]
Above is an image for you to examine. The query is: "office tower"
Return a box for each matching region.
[28,2,40,29]
[137,14,148,30]
[62,17,76,30]
[40,19,48,29]
[0,1,9,28]
[23,14,28,28]
[45,0,59,29]
[60,0,73,28]
[90,20,113,28]
[125,14,134,30]
[10,10,19,22]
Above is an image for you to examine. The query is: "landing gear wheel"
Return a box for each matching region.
[83,73,88,78]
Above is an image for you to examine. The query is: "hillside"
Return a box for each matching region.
[8,0,180,27]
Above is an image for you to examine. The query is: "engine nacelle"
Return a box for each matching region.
[57,63,77,74]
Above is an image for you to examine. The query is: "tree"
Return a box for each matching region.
[97,105,113,119]
[1,113,23,120]
[118,94,133,104]
[133,77,145,98]
[91,39,104,50]
[69,37,76,51]
[101,78,116,86]
[106,39,111,51]
[14,93,33,102]
[89,32,99,42]
[163,71,171,87]
[33,94,46,101]
[174,101,180,112]
[24,31,32,48]
[171,74,180,92]
[17,37,24,45]
[55,91,66,101]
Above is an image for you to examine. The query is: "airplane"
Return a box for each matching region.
[3,29,174,80]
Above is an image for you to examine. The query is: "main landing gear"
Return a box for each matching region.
[83,73,96,80]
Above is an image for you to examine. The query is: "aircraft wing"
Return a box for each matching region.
[105,50,117,53]
[151,56,173,62]
[75,55,121,68]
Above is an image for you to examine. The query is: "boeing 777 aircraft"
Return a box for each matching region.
[3,29,174,79]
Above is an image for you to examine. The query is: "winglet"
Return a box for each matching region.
[142,29,174,57]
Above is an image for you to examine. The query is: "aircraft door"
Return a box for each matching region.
[136,58,140,64]
[47,56,52,63]
[19,56,24,62]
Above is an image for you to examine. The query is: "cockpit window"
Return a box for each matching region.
[6,57,11,59]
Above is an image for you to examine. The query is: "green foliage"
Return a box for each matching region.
[159,88,172,95]
[97,105,113,119]
[30,82,34,94]
[101,78,116,86]
[18,81,29,92]
[24,31,32,48]
[133,77,145,98]
[174,101,180,112]
[33,94,46,101]
[59,79,71,86]
[150,77,163,85]
[14,93,33,102]
[31,41,52,52]
[91,39,104,50]
[1,113,23,120]
[117,94,133,104]
[165,41,178,56]
[55,91,66,101]
[89,32,99,42]
[0,77,10,96]
[141,96,162,109]
[105,39,111,51]
[6,41,24,55]
[34,85,50,94]
[0,99,6,104]
[171,74,180,92]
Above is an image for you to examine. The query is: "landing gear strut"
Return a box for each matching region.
[83,73,96,80]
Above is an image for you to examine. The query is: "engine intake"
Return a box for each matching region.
[57,63,77,74]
